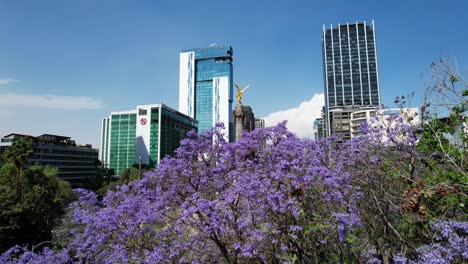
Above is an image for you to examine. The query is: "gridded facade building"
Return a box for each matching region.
[101,110,137,175]
[255,118,265,129]
[100,104,197,175]
[179,46,233,140]
[0,133,98,186]
[322,20,381,140]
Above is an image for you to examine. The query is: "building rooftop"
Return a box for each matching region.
[182,45,233,60]
[323,20,375,30]
[2,133,36,139]
[37,134,71,141]
[1,133,94,148]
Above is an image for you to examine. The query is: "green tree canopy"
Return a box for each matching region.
[2,137,35,196]
[0,164,75,253]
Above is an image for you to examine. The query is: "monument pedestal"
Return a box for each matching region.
[234,102,244,142]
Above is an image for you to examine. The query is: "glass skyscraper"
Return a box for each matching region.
[321,20,381,140]
[179,46,233,140]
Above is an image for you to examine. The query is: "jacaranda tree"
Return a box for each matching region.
[0,119,466,263]
[1,58,467,263]
[1,123,362,263]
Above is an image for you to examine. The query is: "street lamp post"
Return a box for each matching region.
[138,156,142,180]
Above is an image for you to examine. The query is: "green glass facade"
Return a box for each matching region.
[159,106,198,160]
[100,104,197,175]
[108,112,137,175]
[148,107,159,166]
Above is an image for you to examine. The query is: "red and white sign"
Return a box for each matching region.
[140,118,147,125]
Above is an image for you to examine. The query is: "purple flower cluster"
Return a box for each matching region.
[373,221,468,264]
[415,220,468,263]
[360,111,421,147]
[0,246,71,264]
[1,120,465,263]
[1,123,363,263]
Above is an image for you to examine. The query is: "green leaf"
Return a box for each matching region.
[450,74,457,84]
[289,254,298,262]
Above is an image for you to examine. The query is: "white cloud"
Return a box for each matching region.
[263,93,324,138]
[0,79,18,85]
[0,93,104,110]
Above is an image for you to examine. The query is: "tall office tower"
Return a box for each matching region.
[179,46,233,140]
[100,104,197,175]
[322,20,381,141]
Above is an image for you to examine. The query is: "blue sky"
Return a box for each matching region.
[0,0,467,148]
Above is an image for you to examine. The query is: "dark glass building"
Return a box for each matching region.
[322,20,381,140]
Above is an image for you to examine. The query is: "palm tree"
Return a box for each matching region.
[3,137,35,196]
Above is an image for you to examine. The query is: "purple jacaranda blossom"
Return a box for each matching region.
[2,120,464,263]
[413,220,468,264]
[0,122,358,263]
[0,246,71,264]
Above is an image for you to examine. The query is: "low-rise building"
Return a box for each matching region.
[255,118,265,129]
[0,133,99,186]
[350,108,420,142]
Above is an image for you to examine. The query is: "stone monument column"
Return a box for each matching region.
[234,102,244,142]
[233,83,250,142]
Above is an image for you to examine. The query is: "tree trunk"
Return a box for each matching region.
[15,168,20,197]
[377,239,390,264]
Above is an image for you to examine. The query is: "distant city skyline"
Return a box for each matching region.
[0,0,467,148]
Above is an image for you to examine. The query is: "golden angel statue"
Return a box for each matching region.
[235,83,250,103]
